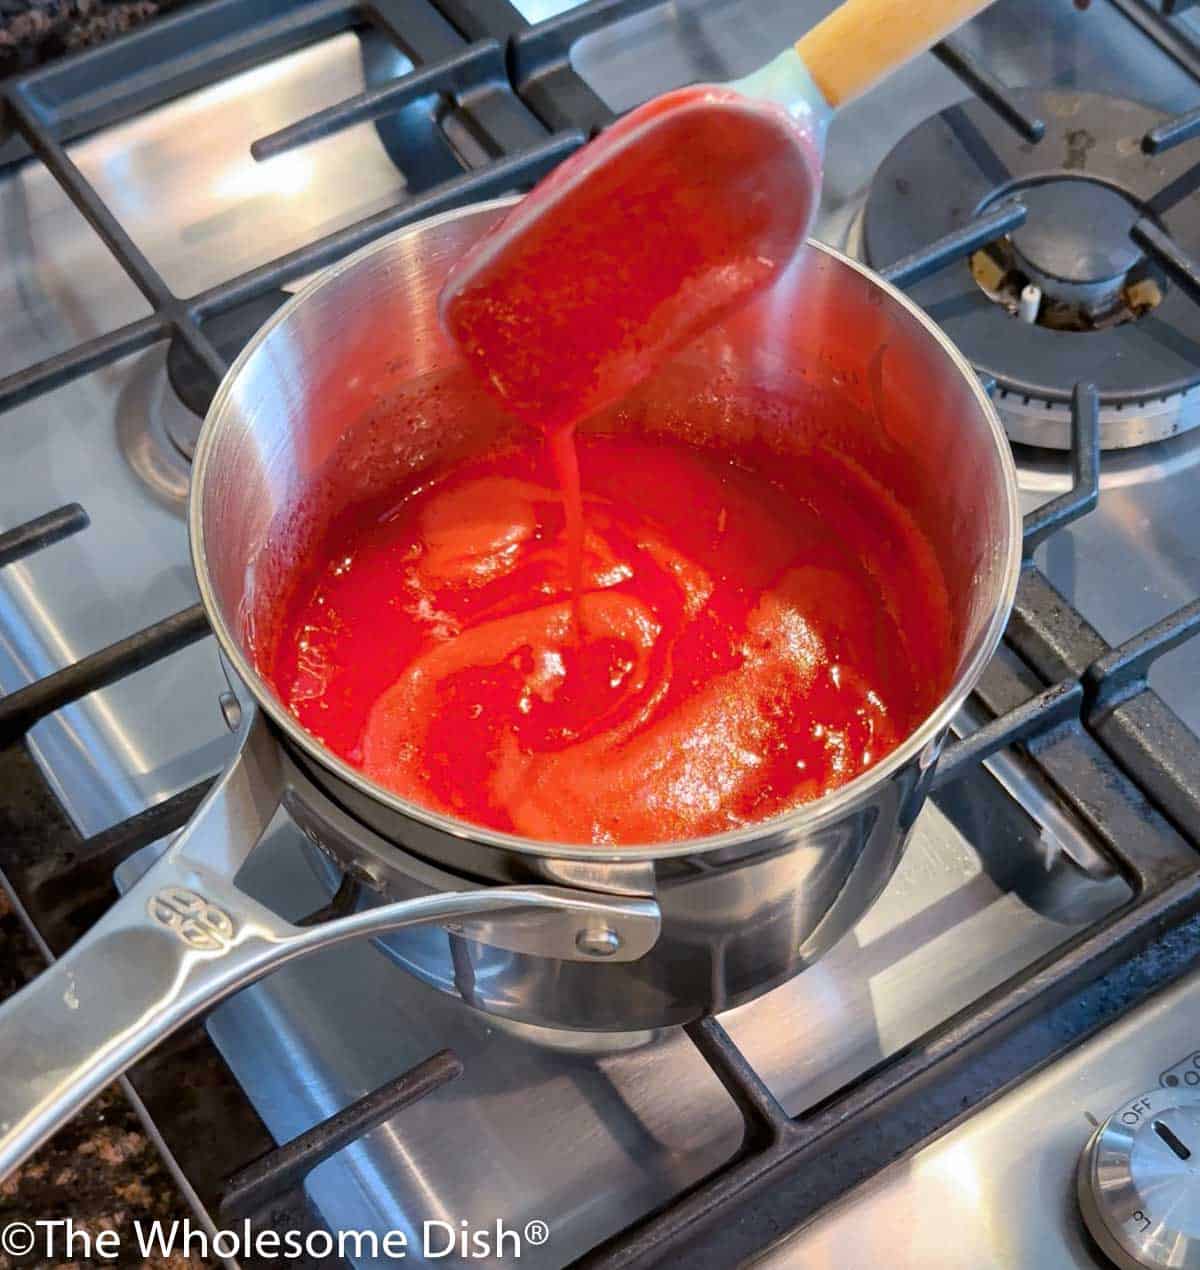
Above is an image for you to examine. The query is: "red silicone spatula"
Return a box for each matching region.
[440,0,995,432]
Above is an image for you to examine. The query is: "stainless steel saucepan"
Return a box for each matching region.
[0,196,1021,1178]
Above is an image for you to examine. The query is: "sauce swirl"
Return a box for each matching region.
[267,432,952,844]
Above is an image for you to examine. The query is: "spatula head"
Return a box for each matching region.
[439,86,821,432]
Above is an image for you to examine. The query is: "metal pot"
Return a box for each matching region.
[0,196,1020,1178]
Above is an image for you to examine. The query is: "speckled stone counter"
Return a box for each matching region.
[0,887,214,1269]
[0,0,185,78]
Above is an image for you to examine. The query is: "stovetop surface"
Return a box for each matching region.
[2,0,1200,1266]
[754,942,1200,1268]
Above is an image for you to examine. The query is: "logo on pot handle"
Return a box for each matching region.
[148,887,235,951]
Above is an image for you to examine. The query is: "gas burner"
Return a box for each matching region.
[120,292,292,499]
[165,289,291,449]
[865,90,1200,449]
[117,348,195,507]
[971,178,1163,331]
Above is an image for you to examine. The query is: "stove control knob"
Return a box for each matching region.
[1078,1087,1200,1269]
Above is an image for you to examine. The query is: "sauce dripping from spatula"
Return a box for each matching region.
[441,86,820,616]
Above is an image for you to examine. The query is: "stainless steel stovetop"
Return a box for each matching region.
[2,1,1200,1267]
[756,958,1200,1268]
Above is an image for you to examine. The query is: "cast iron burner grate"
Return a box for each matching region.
[166,289,292,426]
[865,88,1200,449]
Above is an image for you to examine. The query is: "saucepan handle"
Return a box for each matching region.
[0,709,660,1180]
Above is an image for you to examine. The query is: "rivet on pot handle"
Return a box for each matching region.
[0,708,661,1181]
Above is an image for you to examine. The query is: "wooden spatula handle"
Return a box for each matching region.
[796,0,995,108]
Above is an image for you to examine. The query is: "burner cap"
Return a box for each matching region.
[1008,179,1142,293]
[864,91,1200,448]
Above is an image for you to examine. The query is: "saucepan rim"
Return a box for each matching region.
[190,194,1023,864]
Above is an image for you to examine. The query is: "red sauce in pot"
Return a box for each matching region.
[267,430,954,844]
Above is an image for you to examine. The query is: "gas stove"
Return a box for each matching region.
[1,1,1199,1267]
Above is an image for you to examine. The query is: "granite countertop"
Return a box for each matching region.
[0,0,184,78]
[0,887,213,1269]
